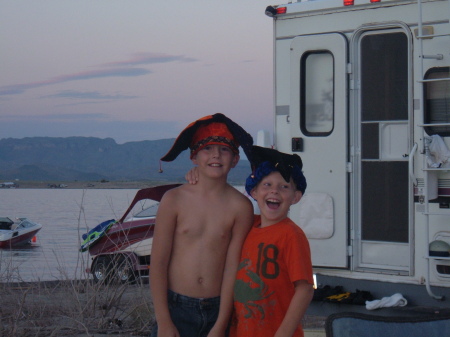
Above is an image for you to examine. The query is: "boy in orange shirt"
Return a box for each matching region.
[229,146,314,337]
[150,113,254,337]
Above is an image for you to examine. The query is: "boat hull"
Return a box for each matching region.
[88,218,155,257]
[0,227,41,248]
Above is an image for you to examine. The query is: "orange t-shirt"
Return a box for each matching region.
[230,215,313,337]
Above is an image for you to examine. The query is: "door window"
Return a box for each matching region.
[361,33,408,122]
[300,51,334,136]
[424,67,450,136]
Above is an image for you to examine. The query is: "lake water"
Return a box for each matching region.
[0,188,142,282]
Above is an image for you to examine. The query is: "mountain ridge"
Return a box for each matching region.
[0,137,251,184]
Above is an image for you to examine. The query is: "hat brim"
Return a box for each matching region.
[161,113,253,162]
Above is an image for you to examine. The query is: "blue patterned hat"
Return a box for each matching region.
[245,146,306,196]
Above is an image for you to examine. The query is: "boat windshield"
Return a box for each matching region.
[134,203,159,218]
[19,219,35,228]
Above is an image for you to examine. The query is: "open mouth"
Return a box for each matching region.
[266,198,280,210]
[209,163,222,167]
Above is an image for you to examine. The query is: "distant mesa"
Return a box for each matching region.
[0,136,249,184]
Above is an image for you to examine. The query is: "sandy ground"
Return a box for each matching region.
[0,279,326,336]
[1,279,154,336]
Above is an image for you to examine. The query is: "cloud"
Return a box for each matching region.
[42,90,138,100]
[0,68,151,96]
[2,112,108,121]
[44,112,108,120]
[0,52,197,97]
[52,68,151,82]
[102,52,197,67]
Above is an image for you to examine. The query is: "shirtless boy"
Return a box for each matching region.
[150,113,254,337]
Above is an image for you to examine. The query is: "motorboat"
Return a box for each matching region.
[0,217,42,248]
[81,184,180,283]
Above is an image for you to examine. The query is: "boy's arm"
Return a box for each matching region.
[208,199,253,337]
[149,191,180,337]
[274,280,314,337]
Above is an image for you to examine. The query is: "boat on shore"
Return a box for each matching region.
[82,184,181,283]
[0,217,42,248]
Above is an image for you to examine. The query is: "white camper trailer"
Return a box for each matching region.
[264,0,450,310]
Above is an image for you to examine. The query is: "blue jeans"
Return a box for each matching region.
[151,289,221,337]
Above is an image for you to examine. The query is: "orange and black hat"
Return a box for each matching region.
[189,122,239,158]
[160,113,253,162]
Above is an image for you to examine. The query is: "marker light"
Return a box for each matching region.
[265,6,287,17]
[265,6,277,17]
[344,0,354,5]
[370,0,381,2]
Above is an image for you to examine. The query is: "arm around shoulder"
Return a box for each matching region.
[209,195,253,335]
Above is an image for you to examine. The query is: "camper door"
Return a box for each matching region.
[289,33,348,268]
[351,26,413,274]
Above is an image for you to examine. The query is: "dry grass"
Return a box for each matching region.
[0,278,154,336]
[0,277,326,337]
[0,196,155,336]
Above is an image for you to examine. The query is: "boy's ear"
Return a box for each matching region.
[291,191,303,205]
[191,154,198,165]
[250,187,257,200]
[231,154,240,168]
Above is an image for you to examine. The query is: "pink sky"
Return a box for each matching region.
[0,0,276,144]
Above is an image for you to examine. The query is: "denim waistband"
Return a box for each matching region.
[168,289,220,308]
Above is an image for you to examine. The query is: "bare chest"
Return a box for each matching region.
[174,192,237,241]
[175,219,231,240]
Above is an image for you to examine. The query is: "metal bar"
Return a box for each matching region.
[409,143,418,186]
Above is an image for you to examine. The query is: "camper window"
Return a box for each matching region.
[300,51,334,136]
[424,67,450,137]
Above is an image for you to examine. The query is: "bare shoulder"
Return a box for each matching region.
[160,184,191,201]
[158,184,192,211]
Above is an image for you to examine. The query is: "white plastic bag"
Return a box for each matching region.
[426,134,450,168]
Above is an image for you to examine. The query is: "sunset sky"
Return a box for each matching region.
[1,0,277,144]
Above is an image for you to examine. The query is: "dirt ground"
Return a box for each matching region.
[0,279,325,336]
[0,279,154,336]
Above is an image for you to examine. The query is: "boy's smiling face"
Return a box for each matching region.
[251,171,302,227]
[192,144,239,178]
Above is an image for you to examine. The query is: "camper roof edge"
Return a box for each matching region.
[272,0,432,14]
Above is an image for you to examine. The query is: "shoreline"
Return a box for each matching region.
[1,180,178,189]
